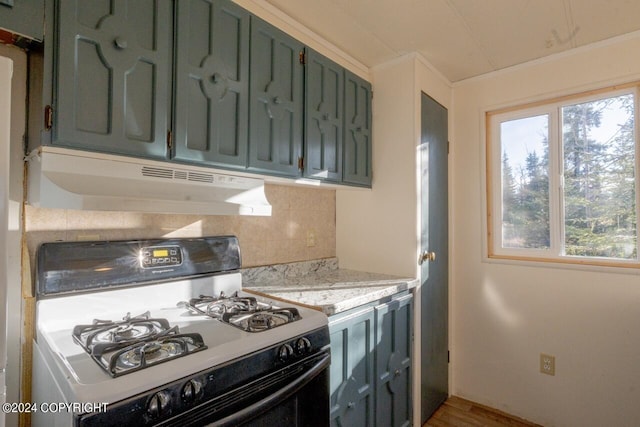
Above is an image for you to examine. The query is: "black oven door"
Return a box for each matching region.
[166,350,330,427]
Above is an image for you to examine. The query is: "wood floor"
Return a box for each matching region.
[424,396,543,427]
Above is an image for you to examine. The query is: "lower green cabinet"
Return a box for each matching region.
[374,292,413,427]
[329,305,375,426]
[329,291,413,427]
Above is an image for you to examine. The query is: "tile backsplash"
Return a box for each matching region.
[25,184,336,267]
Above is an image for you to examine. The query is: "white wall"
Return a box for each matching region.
[451,34,640,426]
[336,55,417,277]
[336,54,451,278]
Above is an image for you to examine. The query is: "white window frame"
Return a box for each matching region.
[487,84,640,268]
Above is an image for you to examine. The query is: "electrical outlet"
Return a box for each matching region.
[306,230,317,247]
[540,353,555,376]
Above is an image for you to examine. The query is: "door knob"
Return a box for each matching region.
[419,251,436,265]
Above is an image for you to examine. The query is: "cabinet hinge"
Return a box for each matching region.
[167,130,173,151]
[448,351,450,363]
[299,50,306,65]
[44,105,53,130]
[447,141,450,155]
[298,156,304,171]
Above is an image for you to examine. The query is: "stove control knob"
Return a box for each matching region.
[147,390,171,419]
[295,337,312,354]
[181,379,203,404]
[278,343,294,361]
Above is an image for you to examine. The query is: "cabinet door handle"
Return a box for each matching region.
[273,96,282,105]
[418,251,436,265]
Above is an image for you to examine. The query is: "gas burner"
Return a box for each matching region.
[72,313,207,377]
[104,333,206,376]
[179,293,268,319]
[224,308,302,332]
[179,294,302,333]
[72,311,172,353]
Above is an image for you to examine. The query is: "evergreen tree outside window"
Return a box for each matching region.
[488,86,639,267]
[500,114,550,250]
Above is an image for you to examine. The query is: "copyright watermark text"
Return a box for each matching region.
[2,402,108,414]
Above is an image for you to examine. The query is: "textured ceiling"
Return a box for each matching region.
[264,0,640,82]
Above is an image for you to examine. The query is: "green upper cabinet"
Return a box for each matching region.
[53,0,172,159]
[304,48,344,182]
[248,16,304,177]
[173,0,249,169]
[343,71,373,187]
[39,0,371,186]
[0,0,44,42]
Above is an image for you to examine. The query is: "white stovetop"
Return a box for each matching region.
[35,273,327,405]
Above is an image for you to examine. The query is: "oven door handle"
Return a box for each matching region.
[211,351,330,427]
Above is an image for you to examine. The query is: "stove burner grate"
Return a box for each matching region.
[178,293,302,332]
[224,308,302,332]
[179,293,264,318]
[103,333,206,377]
[72,311,172,352]
[72,312,207,377]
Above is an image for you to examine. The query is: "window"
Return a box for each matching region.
[487,85,639,267]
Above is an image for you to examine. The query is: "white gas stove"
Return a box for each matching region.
[32,236,329,427]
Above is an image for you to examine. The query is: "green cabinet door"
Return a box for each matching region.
[375,292,413,427]
[173,0,249,168]
[329,306,375,427]
[248,16,304,177]
[304,49,343,182]
[53,0,172,159]
[0,0,43,41]
[329,292,413,427]
[343,71,372,187]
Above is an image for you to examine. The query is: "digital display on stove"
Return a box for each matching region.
[153,249,169,257]
[140,246,182,268]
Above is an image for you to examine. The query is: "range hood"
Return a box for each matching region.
[26,147,272,216]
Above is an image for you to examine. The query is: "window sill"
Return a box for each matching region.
[485,253,640,275]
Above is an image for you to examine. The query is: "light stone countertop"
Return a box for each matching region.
[242,258,418,316]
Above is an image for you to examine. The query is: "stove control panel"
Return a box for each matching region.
[140,246,183,269]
